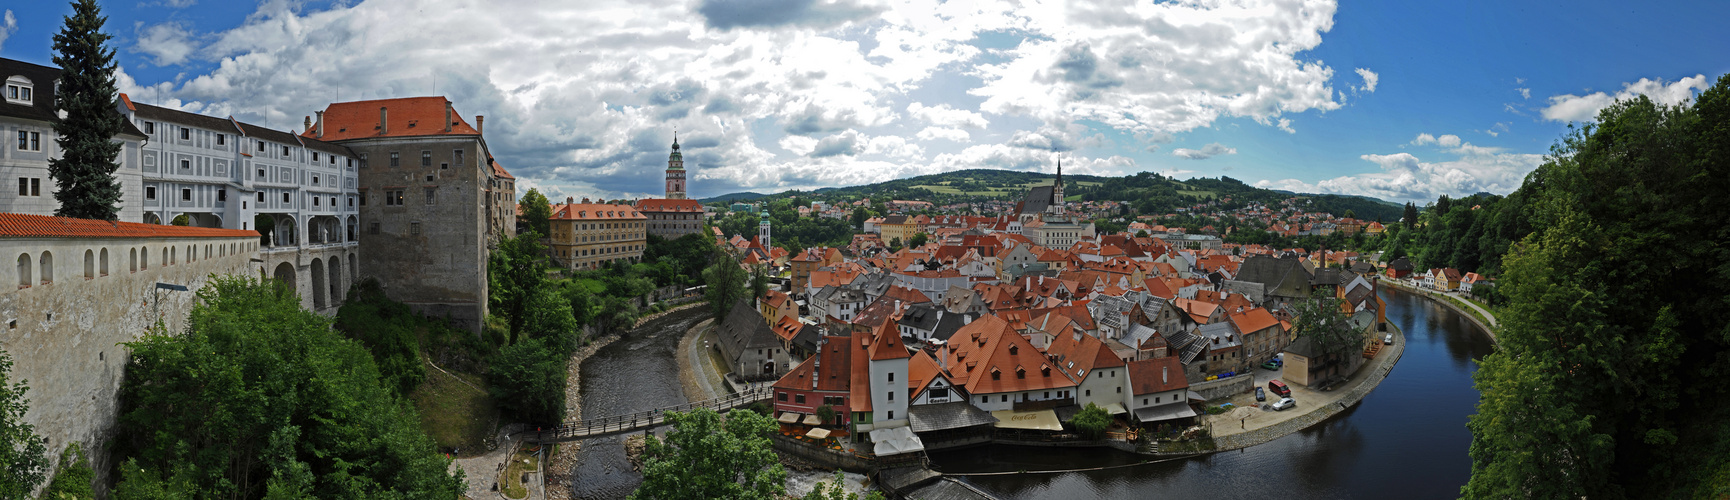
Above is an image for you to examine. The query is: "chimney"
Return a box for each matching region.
[476,115,484,134]
[379,107,388,135]
[444,101,453,133]
[567,197,574,205]
[304,115,312,133]
[315,111,324,138]
[582,197,590,203]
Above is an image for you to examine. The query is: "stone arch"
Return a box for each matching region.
[310,257,327,309]
[273,262,296,292]
[84,249,95,279]
[39,251,53,284]
[328,255,343,304]
[17,253,31,288]
[100,248,109,276]
[346,215,358,242]
[143,212,162,225]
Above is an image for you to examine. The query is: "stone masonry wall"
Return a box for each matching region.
[0,235,258,496]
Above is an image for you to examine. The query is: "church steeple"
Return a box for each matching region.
[666,131,687,199]
[1052,157,1064,205]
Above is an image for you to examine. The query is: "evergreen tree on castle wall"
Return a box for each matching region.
[50,0,126,220]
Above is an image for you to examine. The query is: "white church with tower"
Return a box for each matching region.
[1018,157,1095,249]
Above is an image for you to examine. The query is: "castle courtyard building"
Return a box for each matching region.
[549,198,647,270]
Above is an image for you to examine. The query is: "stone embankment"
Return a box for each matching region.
[1381,279,1499,344]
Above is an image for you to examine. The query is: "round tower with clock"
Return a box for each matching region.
[666,133,687,199]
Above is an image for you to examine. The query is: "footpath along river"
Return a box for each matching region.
[929,286,1496,499]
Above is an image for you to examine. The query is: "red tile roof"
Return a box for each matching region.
[304,96,482,141]
[1127,356,1188,396]
[634,198,704,212]
[0,213,258,239]
[551,203,646,220]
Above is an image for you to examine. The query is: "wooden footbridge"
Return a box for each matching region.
[522,388,774,442]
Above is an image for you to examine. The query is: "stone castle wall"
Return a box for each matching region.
[0,235,259,495]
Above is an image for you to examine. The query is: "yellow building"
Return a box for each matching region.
[548,198,647,270]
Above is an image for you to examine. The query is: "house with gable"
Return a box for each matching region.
[1046,325,1130,415]
[1125,356,1195,425]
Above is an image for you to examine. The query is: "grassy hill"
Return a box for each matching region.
[698,169,1404,221]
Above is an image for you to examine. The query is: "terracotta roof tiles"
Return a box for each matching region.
[0,213,258,239]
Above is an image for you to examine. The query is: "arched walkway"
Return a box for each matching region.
[272,262,296,293]
[328,256,344,304]
[310,258,327,309]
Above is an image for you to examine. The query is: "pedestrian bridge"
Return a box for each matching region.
[522,388,773,442]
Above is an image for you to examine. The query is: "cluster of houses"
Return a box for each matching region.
[709,173,1390,456]
[1380,257,1493,294]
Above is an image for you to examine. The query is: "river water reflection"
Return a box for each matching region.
[569,309,703,499]
[930,287,1496,499]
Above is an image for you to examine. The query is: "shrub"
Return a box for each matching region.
[1068,403,1112,440]
[487,338,568,424]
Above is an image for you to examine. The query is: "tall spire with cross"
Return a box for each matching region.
[666,130,687,199]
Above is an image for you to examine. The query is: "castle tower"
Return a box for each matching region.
[759,210,772,250]
[666,133,687,199]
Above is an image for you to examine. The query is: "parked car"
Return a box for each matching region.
[1255,387,1266,402]
[1272,398,1297,411]
[1261,360,1281,370]
[1268,379,1292,398]
[1384,334,1394,345]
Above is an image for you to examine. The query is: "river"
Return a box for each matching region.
[928,286,1497,499]
[569,308,706,500]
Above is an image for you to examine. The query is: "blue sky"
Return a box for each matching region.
[2,0,1724,203]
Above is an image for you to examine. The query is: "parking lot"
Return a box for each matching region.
[1205,332,1402,437]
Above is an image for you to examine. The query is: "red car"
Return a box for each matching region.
[1268,380,1292,398]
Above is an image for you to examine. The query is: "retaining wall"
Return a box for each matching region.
[771,435,876,472]
[1382,280,1498,345]
[1208,323,1406,452]
[1190,373,1255,401]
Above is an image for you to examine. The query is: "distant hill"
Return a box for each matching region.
[698,168,1405,222]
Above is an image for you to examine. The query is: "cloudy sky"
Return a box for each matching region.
[3,0,1725,203]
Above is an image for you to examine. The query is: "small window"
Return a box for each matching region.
[181,159,190,170]
[258,167,266,178]
[389,152,399,167]
[794,394,805,404]
[258,141,265,152]
[282,193,290,203]
[181,189,191,201]
[369,222,380,234]
[16,178,25,196]
[312,197,319,207]
[216,134,224,145]
[312,152,320,162]
[312,175,319,185]
[778,392,788,402]
[144,122,155,134]
[410,222,421,235]
[421,150,431,167]
[256,192,265,202]
[217,189,226,201]
[146,187,157,200]
[424,188,436,205]
[180,127,190,140]
[282,146,290,156]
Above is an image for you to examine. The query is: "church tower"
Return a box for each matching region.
[758,210,773,250]
[1046,157,1066,218]
[666,133,687,199]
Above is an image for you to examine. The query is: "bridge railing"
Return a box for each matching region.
[530,388,774,441]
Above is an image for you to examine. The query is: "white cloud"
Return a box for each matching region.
[0,10,17,52]
[1256,146,1543,203]
[1541,74,1708,122]
[1410,133,1461,148]
[916,126,970,142]
[1355,68,1378,93]
[133,22,197,66]
[907,102,988,129]
[113,0,1360,198]
[1516,87,1530,99]
[1171,142,1237,160]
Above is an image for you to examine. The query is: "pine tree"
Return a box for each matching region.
[49,0,125,220]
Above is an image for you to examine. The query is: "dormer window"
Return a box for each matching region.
[1008,345,1018,355]
[5,76,33,104]
[1016,368,1026,379]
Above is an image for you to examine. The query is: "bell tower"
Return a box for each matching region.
[666,132,687,199]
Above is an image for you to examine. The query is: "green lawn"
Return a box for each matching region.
[409,359,499,456]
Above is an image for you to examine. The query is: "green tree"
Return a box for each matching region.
[1288,289,1362,366]
[1402,202,1419,229]
[851,207,869,228]
[1464,75,1730,498]
[0,350,49,498]
[519,188,554,236]
[487,338,567,424]
[703,251,748,323]
[115,276,462,499]
[489,231,550,344]
[333,279,427,396]
[1068,402,1112,440]
[749,264,769,299]
[906,232,928,248]
[41,442,95,500]
[631,408,785,500]
[49,0,126,220]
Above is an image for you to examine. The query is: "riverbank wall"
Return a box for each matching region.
[1381,280,1499,345]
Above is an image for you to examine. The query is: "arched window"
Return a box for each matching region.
[130,248,138,272]
[84,249,95,279]
[141,248,149,270]
[17,254,32,288]
[39,251,53,284]
[99,248,109,276]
